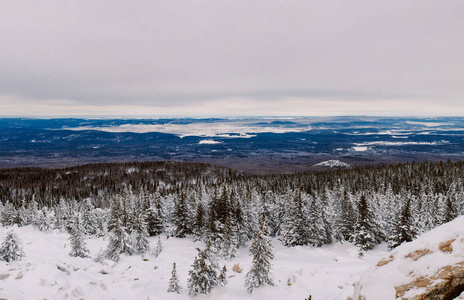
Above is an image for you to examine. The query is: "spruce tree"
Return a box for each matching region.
[334,189,356,243]
[218,265,228,287]
[151,236,163,257]
[0,231,25,262]
[388,198,416,249]
[167,262,181,294]
[69,220,90,258]
[34,207,52,231]
[131,213,150,254]
[105,216,134,261]
[80,198,98,236]
[192,203,206,241]
[441,194,458,224]
[245,215,274,293]
[279,192,311,246]
[187,241,219,296]
[353,194,381,251]
[172,192,191,238]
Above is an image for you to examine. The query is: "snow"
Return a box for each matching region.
[355,141,443,146]
[0,225,389,300]
[353,215,464,300]
[352,146,369,152]
[199,140,223,145]
[63,122,311,138]
[405,121,454,127]
[314,160,351,168]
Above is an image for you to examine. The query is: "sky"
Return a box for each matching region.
[1,0,463,117]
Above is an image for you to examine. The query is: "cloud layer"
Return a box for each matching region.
[1,1,463,116]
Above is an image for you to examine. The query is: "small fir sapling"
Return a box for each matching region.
[151,236,163,257]
[167,262,181,293]
[0,231,25,262]
[69,220,90,258]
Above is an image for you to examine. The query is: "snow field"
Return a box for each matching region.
[0,225,389,300]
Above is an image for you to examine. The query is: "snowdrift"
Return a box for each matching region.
[352,216,464,299]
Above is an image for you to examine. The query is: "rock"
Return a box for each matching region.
[439,239,456,253]
[405,249,433,261]
[377,255,394,267]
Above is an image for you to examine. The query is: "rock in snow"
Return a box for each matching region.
[352,215,464,299]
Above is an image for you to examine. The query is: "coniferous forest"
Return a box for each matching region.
[1,160,464,295]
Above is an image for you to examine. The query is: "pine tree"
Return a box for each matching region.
[220,212,239,260]
[172,192,191,238]
[131,213,150,254]
[145,205,164,236]
[34,207,52,231]
[218,265,228,287]
[334,189,356,243]
[187,241,219,296]
[307,196,326,247]
[279,192,311,246]
[388,198,416,249]
[167,262,181,294]
[0,202,15,226]
[441,194,458,224]
[245,215,274,293]
[80,198,98,235]
[353,194,381,251]
[192,203,206,241]
[151,236,163,257]
[105,216,134,262]
[69,220,90,258]
[0,231,25,262]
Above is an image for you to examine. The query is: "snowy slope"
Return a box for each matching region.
[0,225,389,300]
[353,216,464,299]
[314,160,351,168]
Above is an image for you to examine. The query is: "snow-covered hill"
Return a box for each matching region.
[0,225,388,300]
[352,216,464,299]
[314,160,351,168]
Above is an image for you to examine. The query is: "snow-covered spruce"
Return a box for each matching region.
[187,241,219,296]
[151,236,163,257]
[167,262,181,293]
[68,220,90,258]
[218,265,228,287]
[131,213,150,254]
[105,216,134,262]
[0,231,25,262]
[245,215,274,293]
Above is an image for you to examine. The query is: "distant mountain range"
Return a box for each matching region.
[1,116,463,173]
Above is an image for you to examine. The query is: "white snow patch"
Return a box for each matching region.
[352,146,369,152]
[405,121,454,127]
[199,140,223,145]
[355,141,444,147]
[62,122,311,138]
[314,160,351,168]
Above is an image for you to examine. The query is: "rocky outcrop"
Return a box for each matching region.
[352,216,464,299]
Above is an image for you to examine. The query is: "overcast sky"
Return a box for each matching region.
[1,0,463,117]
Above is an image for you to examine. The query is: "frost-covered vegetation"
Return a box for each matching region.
[1,160,464,297]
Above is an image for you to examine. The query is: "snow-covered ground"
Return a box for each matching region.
[0,225,389,300]
[313,160,351,168]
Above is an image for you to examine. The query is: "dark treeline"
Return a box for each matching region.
[1,160,464,253]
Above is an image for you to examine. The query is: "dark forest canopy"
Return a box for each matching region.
[1,160,463,207]
[1,160,463,252]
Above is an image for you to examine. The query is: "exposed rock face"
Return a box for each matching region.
[352,216,464,300]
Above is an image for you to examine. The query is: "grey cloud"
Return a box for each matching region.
[0,0,463,115]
